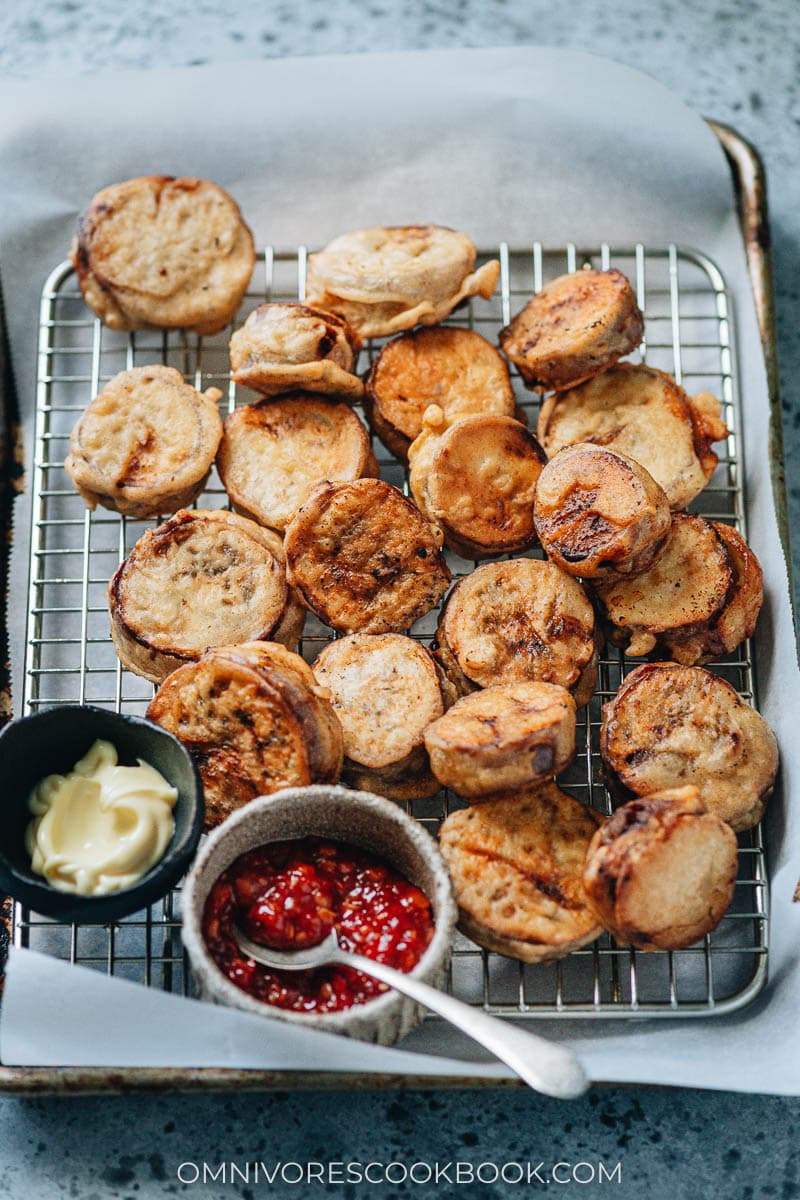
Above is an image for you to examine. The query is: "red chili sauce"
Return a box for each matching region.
[202,837,435,1012]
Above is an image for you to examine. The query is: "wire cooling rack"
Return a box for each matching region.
[12,243,767,1024]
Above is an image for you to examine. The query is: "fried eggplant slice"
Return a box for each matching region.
[583,786,738,951]
[284,478,450,634]
[537,364,728,509]
[435,558,598,706]
[217,394,379,532]
[109,508,304,683]
[533,442,670,581]
[409,411,546,559]
[600,662,777,831]
[439,784,603,962]
[147,641,342,830]
[71,175,255,335]
[66,365,223,519]
[305,225,499,339]
[424,681,576,798]
[364,326,515,462]
[593,513,733,661]
[229,302,363,400]
[499,268,643,392]
[312,633,455,801]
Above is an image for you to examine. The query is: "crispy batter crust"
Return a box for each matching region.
[537,364,728,509]
[364,327,515,461]
[207,641,344,790]
[109,508,304,683]
[71,175,255,335]
[713,524,764,648]
[312,633,455,800]
[533,442,671,581]
[582,786,738,950]
[409,412,547,559]
[65,366,223,518]
[439,784,603,962]
[499,268,643,392]
[600,662,777,831]
[435,558,598,706]
[217,394,379,532]
[424,682,576,798]
[284,478,450,634]
[229,303,363,400]
[147,642,342,830]
[593,513,734,660]
[306,225,499,339]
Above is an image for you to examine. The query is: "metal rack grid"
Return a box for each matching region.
[11,242,768,1026]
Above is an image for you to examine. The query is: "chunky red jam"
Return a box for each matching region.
[202,837,435,1013]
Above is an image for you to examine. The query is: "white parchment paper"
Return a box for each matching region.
[0,46,798,1091]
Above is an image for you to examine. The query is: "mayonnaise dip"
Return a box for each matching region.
[25,739,177,896]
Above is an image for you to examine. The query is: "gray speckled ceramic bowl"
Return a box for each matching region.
[181,785,457,1045]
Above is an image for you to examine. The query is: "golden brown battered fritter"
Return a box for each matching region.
[594,513,761,664]
[499,268,643,392]
[600,662,777,831]
[409,411,547,559]
[365,326,515,461]
[217,394,378,532]
[434,558,599,706]
[147,641,342,830]
[533,442,671,581]
[284,478,450,634]
[424,681,576,798]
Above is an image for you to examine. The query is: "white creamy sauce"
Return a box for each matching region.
[25,739,177,896]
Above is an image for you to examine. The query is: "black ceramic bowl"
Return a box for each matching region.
[0,705,204,923]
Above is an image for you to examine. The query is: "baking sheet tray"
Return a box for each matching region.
[0,122,784,1092]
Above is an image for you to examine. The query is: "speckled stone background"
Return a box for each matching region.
[0,2,799,1197]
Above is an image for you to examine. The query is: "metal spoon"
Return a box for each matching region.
[233,925,588,1099]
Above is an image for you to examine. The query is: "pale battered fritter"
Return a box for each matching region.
[66,365,223,518]
[109,508,304,683]
[229,302,363,400]
[71,175,255,335]
[439,785,603,962]
[538,364,728,510]
[305,225,499,339]
[583,786,738,951]
[312,633,455,801]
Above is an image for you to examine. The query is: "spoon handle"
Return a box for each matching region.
[339,950,588,1100]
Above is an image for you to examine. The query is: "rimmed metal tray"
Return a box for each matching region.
[0,120,787,1093]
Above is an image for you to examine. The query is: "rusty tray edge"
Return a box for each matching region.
[707,119,795,637]
[0,117,787,1095]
